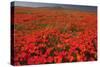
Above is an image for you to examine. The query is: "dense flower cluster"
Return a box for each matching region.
[12,7,97,65]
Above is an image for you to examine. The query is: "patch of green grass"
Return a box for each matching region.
[37,23,48,28]
[20,60,27,65]
[72,52,77,61]
[60,27,67,33]
[65,44,70,51]
[14,24,24,30]
[16,11,32,14]
[71,24,78,33]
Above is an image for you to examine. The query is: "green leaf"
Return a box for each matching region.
[65,45,70,51]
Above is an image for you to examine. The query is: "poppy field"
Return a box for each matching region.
[11,6,97,65]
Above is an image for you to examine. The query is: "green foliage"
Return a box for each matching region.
[16,11,32,14]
